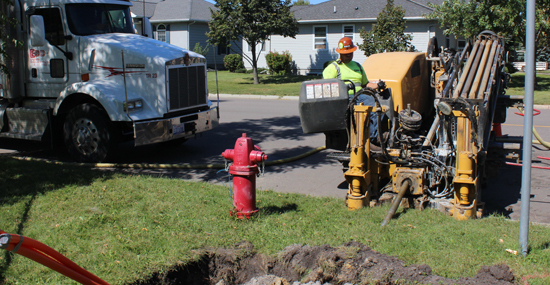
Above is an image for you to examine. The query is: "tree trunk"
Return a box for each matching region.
[251,45,259,84]
[253,67,259,84]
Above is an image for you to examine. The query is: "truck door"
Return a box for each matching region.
[27,7,75,98]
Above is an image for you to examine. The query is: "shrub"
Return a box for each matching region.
[265,51,292,75]
[224,54,245,72]
[192,42,210,56]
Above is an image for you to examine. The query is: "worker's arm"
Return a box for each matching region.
[364,82,378,89]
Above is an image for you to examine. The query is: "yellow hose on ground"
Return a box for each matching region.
[516,106,550,149]
[10,146,327,169]
[532,127,550,149]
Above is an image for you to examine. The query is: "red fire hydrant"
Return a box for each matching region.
[221,133,268,219]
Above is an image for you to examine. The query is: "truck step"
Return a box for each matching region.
[0,107,50,141]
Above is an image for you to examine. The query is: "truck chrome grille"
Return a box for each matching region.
[167,65,207,111]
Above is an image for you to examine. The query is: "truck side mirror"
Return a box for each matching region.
[143,17,153,38]
[30,15,46,47]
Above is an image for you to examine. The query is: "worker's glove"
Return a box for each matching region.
[377,80,386,91]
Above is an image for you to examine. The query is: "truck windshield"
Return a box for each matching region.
[66,4,134,36]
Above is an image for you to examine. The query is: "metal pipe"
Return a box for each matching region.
[453,39,480,98]
[469,39,493,99]
[422,115,439,147]
[477,39,499,99]
[441,70,456,98]
[461,39,487,98]
[519,0,535,258]
[381,180,410,227]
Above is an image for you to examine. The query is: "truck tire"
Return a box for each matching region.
[63,104,116,163]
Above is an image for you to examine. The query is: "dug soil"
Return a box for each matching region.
[131,241,514,285]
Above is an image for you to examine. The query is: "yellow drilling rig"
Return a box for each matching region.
[299,31,519,223]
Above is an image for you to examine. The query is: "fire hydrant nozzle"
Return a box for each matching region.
[222,133,267,219]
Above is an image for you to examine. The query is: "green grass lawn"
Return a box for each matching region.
[208,70,550,105]
[1,157,550,284]
[507,71,550,105]
[208,70,320,96]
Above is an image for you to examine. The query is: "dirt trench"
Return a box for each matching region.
[131,241,515,285]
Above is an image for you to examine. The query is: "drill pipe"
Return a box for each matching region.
[453,39,480,98]
[461,39,487,98]
[477,39,499,99]
[468,39,493,99]
[381,180,411,227]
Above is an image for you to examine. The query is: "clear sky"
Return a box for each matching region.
[203,0,330,4]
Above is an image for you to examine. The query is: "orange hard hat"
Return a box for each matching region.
[335,37,357,54]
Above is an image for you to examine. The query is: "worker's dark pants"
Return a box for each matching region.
[355,94,379,141]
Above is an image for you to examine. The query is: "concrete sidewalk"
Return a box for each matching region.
[209,93,299,100]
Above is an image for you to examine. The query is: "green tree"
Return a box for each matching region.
[427,0,550,54]
[358,0,416,56]
[292,0,310,5]
[0,0,22,76]
[207,0,299,84]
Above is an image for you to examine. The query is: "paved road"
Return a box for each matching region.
[1,96,549,224]
[487,104,550,224]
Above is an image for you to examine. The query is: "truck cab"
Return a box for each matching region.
[0,0,218,162]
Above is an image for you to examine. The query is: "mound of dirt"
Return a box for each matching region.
[131,241,514,285]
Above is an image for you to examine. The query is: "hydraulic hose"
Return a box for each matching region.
[515,107,550,149]
[10,146,327,169]
[532,126,550,149]
[0,231,109,285]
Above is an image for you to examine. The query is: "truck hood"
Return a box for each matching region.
[84,33,204,63]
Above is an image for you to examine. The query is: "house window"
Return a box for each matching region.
[457,39,466,52]
[314,26,327,50]
[445,35,450,48]
[218,39,230,55]
[343,25,354,41]
[247,41,266,53]
[156,24,169,43]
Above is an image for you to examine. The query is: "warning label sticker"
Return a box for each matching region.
[314,84,323,98]
[306,84,314,99]
[331,83,339,97]
[323,83,331,97]
[305,81,341,100]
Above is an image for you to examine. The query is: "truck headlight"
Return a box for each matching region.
[126,99,143,111]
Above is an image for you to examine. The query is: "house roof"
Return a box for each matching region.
[130,1,159,18]
[148,0,216,23]
[132,0,443,24]
[293,0,444,22]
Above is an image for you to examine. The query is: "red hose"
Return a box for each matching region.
[506,162,550,170]
[17,246,104,285]
[515,108,540,116]
[0,232,109,285]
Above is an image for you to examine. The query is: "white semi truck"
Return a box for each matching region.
[0,0,219,162]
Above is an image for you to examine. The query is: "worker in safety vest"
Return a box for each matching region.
[322,37,378,96]
[323,37,381,142]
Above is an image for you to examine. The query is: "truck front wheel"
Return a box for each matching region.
[63,104,116,163]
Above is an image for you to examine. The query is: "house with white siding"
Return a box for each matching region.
[131,0,466,74]
[242,0,456,75]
